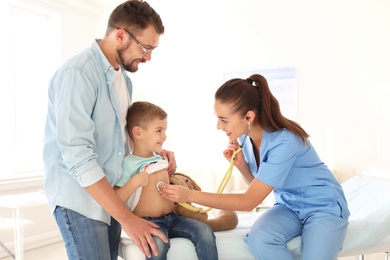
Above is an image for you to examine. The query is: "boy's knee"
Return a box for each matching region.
[198,223,216,242]
[149,237,170,259]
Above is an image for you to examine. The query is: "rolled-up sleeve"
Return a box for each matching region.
[75,164,105,187]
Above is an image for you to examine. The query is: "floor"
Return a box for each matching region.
[1,242,68,260]
[0,242,386,260]
[0,242,125,260]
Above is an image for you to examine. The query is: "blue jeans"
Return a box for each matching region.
[144,212,218,260]
[54,206,121,260]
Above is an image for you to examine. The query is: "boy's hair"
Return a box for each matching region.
[126,101,167,139]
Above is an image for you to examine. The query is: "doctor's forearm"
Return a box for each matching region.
[236,164,254,185]
[189,190,255,211]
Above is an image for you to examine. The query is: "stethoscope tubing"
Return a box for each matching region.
[178,123,251,213]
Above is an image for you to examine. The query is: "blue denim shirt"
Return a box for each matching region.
[43,40,132,224]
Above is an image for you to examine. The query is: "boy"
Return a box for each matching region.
[115,101,218,260]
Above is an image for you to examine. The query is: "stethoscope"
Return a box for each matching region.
[158,120,251,214]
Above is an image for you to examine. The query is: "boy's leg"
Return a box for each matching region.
[301,212,348,260]
[144,217,170,260]
[169,214,218,260]
[54,206,111,260]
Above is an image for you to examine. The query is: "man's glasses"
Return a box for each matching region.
[117,28,155,55]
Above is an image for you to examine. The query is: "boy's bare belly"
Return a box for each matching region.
[133,169,174,218]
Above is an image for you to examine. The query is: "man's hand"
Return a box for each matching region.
[160,149,177,174]
[121,215,168,258]
[85,178,168,258]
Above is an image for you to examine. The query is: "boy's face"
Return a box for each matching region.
[139,117,167,153]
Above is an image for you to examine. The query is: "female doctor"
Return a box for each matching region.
[160,74,350,260]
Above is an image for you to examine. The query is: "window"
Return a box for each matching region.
[0,1,61,180]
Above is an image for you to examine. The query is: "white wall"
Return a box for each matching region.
[101,0,390,179]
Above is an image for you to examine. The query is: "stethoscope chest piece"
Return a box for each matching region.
[156,181,166,191]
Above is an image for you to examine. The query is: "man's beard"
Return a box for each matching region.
[117,44,143,73]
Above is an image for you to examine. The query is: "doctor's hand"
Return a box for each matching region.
[160,149,177,174]
[158,184,191,203]
[223,140,246,168]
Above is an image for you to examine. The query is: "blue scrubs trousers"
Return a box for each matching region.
[244,204,348,260]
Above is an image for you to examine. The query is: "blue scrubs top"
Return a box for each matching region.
[239,129,350,220]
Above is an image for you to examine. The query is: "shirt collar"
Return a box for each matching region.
[92,39,114,75]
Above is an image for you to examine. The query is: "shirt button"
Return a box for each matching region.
[118,152,122,156]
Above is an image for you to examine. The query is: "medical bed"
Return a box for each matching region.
[119,167,390,259]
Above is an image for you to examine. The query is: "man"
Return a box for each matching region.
[43,1,176,259]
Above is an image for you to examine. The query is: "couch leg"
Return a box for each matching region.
[385,251,388,260]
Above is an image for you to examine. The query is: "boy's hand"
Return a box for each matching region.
[134,171,150,187]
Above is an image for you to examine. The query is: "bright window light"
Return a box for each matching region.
[0,2,61,180]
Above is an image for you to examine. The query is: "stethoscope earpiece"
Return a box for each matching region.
[241,120,251,148]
